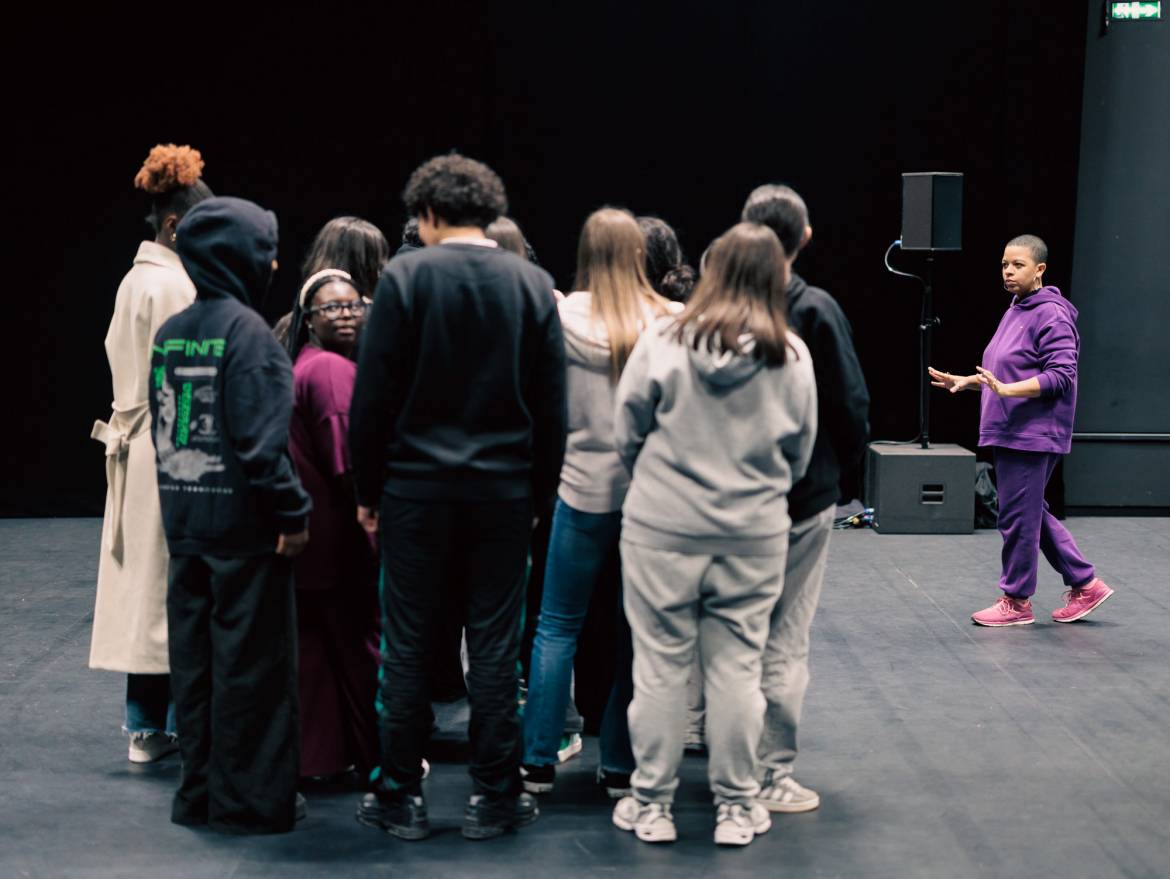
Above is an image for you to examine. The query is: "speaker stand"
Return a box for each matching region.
[919,254,939,449]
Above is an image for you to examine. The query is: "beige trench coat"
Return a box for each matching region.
[89,241,195,673]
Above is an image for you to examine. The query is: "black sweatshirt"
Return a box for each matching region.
[149,196,311,556]
[350,242,567,509]
[786,273,871,521]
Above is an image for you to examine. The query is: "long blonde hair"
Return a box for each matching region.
[574,207,672,381]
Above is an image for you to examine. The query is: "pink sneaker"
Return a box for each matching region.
[971,595,1034,627]
[1052,578,1114,623]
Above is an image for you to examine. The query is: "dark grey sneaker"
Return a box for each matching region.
[356,790,430,841]
[462,792,539,840]
[596,767,632,799]
[520,763,555,794]
[295,793,307,822]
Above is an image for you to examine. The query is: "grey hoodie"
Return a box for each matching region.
[614,318,817,555]
[557,291,681,513]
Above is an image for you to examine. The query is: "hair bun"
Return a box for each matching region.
[134,144,205,194]
[660,264,697,302]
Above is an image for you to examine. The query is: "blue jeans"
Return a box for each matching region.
[523,499,634,772]
[125,673,176,736]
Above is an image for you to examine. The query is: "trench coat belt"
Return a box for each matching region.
[91,404,151,565]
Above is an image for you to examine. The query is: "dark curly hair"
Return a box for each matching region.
[403,153,508,229]
[401,217,424,248]
[637,216,696,302]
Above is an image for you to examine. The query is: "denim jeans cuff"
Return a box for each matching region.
[123,725,176,737]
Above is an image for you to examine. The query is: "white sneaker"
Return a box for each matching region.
[557,733,583,763]
[757,772,820,813]
[714,802,771,846]
[128,732,178,764]
[612,796,677,843]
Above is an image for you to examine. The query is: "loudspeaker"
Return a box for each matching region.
[865,443,975,534]
[901,172,963,251]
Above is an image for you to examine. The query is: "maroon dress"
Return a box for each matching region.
[289,345,379,778]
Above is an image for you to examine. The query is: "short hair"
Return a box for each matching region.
[403,152,508,229]
[1006,234,1048,264]
[741,184,809,258]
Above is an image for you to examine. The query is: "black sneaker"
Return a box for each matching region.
[462,792,539,840]
[596,767,632,799]
[355,790,430,841]
[520,763,555,794]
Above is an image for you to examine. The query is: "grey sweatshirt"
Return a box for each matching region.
[614,318,818,555]
[557,291,681,513]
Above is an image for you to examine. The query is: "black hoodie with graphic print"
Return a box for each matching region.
[149,196,311,557]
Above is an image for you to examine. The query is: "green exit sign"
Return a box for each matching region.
[1110,1,1161,19]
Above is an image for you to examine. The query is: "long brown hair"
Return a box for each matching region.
[574,208,672,381]
[301,216,391,299]
[674,222,791,366]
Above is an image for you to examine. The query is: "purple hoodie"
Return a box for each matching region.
[979,285,1080,454]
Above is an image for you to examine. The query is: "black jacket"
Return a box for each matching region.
[786,273,870,521]
[150,196,311,556]
[350,242,567,508]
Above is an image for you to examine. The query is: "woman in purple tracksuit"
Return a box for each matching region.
[929,234,1113,627]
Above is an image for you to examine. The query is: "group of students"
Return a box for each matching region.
[89,142,1110,847]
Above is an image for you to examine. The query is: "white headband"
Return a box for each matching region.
[299,268,354,307]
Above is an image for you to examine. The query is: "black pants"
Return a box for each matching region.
[167,552,299,834]
[378,495,532,798]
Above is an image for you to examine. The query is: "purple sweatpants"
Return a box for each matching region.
[994,447,1095,599]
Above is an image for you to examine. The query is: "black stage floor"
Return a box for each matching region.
[1,517,1168,878]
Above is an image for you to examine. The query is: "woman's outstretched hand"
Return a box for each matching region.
[974,366,1005,395]
[928,366,981,393]
[974,366,1041,398]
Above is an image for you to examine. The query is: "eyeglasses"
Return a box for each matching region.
[309,301,368,319]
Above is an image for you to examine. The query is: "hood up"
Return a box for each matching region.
[176,196,279,307]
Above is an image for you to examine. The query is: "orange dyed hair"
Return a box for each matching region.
[134,144,205,194]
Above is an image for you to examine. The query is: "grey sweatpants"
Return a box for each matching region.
[622,539,786,806]
[758,506,834,777]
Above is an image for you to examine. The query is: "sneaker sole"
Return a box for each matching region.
[522,780,554,794]
[128,746,179,764]
[355,810,431,841]
[462,810,539,840]
[613,810,676,842]
[714,826,755,846]
[971,616,1035,627]
[715,815,771,846]
[1052,589,1113,623]
[758,796,820,813]
[635,825,677,843]
[604,786,632,800]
